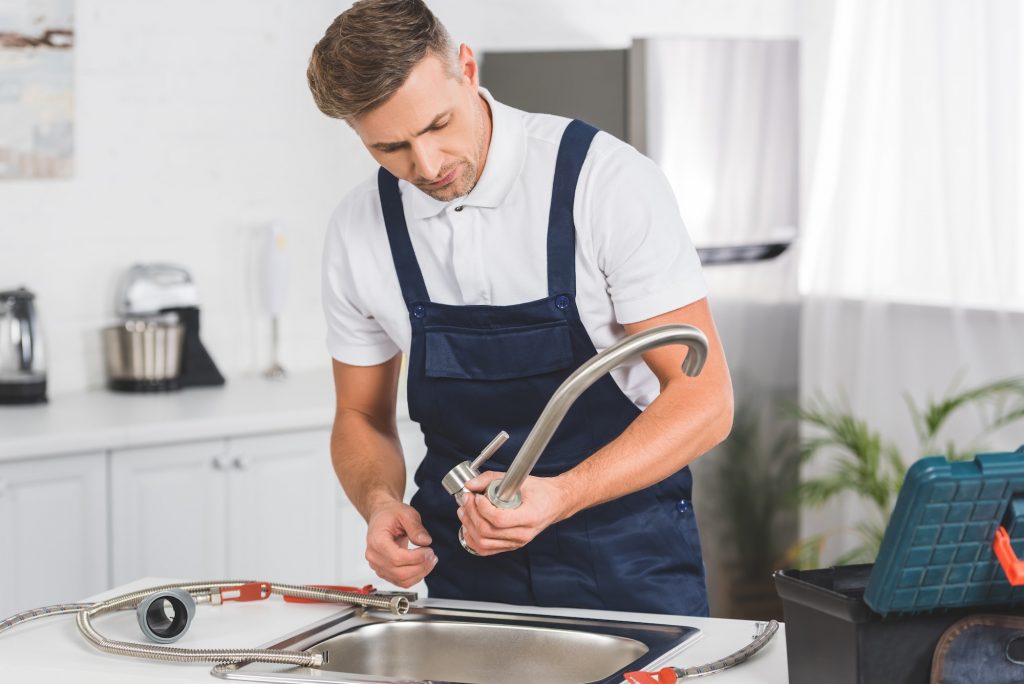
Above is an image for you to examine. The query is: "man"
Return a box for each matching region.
[308,0,732,616]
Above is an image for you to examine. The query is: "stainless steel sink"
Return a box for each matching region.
[214,604,701,684]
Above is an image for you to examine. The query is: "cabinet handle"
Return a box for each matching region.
[211,456,227,471]
[232,456,248,471]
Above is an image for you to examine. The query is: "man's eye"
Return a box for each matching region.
[432,121,449,131]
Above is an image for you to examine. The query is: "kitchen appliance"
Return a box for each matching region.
[0,287,47,404]
[259,221,288,380]
[103,264,225,392]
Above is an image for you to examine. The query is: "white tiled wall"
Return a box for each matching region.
[0,0,798,397]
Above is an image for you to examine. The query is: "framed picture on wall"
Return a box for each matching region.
[0,0,74,179]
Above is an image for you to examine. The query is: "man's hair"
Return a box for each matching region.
[307,0,458,121]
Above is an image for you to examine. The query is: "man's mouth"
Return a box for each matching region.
[425,167,459,189]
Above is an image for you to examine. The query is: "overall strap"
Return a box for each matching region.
[378,167,430,306]
[546,119,600,298]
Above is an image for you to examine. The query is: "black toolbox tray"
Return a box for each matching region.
[775,564,1023,684]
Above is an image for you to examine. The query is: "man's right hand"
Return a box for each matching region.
[365,500,437,588]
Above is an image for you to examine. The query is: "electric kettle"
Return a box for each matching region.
[0,287,47,404]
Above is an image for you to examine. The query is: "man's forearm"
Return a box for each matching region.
[556,374,733,519]
[331,408,408,521]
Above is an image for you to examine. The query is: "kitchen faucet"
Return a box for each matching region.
[442,324,709,550]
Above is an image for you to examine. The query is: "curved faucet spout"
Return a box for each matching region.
[486,324,709,509]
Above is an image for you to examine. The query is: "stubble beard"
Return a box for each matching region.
[418,99,488,203]
[420,160,476,202]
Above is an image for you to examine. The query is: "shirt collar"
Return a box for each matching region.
[402,87,526,219]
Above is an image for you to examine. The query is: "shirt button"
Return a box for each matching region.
[412,304,426,319]
[676,499,691,514]
[454,205,464,212]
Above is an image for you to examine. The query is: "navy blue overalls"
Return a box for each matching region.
[378,119,708,616]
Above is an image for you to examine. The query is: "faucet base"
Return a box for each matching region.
[486,479,523,509]
[458,527,480,555]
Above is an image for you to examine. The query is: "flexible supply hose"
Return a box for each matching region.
[625,620,780,683]
[2,580,410,669]
[76,580,409,667]
[0,603,94,635]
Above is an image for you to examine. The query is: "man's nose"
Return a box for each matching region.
[410,139,442,181]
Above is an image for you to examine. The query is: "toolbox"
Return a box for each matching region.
[776,446,1024,684]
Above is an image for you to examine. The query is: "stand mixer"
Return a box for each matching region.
[103,264,225,392]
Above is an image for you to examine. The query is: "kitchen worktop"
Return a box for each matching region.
[0,578,787,683]
[0,371,346,462]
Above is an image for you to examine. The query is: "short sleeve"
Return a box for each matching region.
[578,141,707,324]
[321,204,401,366]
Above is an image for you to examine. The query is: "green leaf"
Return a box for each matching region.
[918,378,1024,449]
[787,376,1024,569]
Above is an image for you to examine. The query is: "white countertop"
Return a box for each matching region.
[0,578,787,683]
[0,371,342,462]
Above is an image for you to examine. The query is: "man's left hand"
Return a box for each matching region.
[458,471,574,555]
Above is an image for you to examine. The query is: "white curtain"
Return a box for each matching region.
[800,0,1024,562]
[801,0,1022,308]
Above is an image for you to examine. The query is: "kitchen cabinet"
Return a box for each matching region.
[0,373,435,616]
[226,431,336,580]
[111,429,336,586]
[0,452,108,617]
[111,439,229,584]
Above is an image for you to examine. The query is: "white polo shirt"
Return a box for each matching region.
[322,88,707,410]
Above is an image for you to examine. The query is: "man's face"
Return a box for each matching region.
[351,46,490,202]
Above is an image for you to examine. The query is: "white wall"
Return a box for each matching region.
[0,0,797,396]
[2,2,361,395]
[435,0,797,49]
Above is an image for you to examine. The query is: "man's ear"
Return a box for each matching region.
[458,43,479,87]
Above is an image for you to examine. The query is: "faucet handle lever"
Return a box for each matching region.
[471,431,509,470]
[441,430,510,502]
[441,431,510,556]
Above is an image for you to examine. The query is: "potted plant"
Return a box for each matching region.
[794,377,1024,567]
[704,393,801,620]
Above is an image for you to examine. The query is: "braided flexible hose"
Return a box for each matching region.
[625,620,780,683]
[1,580,411,669]
[673,620,780,678]
[74,580,410,667]
[0,603,93,636]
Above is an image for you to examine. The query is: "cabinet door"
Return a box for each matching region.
[111,440,228,585]
[0,452,107,617]
[227,430,336,581]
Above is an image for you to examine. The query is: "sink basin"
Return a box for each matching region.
[214,604,701,684]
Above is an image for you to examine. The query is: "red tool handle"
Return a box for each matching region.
[624,668,678,683]
[220,582,272,603]
[993,526,1024,586]
[282,584,376,604]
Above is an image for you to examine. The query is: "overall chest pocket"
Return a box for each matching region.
[424,320,575,381]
